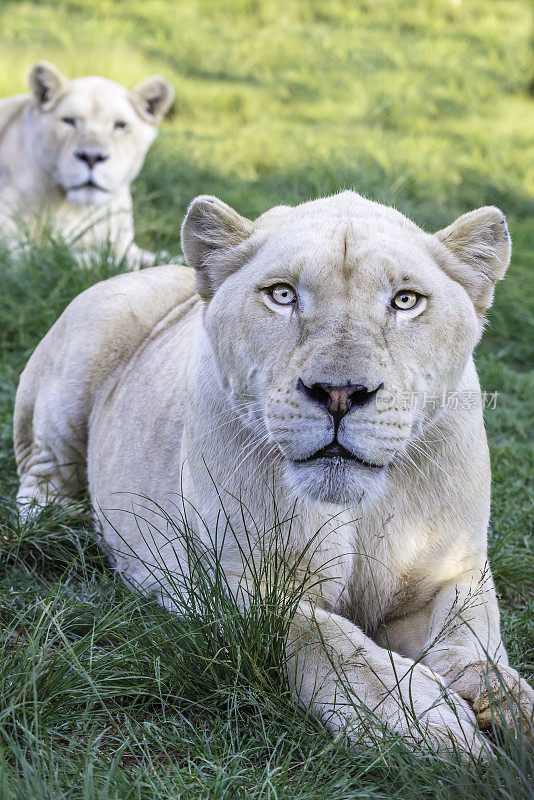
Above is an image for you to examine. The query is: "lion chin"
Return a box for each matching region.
[283,456,387,506]
[65,184,111,208]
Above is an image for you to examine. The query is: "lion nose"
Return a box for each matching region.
[75,151,108,169]
[297,379,382,424]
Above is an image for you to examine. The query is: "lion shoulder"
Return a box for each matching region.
[14,265,197,480]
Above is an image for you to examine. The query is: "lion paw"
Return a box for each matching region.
[472,663,534,738]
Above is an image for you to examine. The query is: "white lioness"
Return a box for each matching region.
[0,62,174,266]
[14,191,534,756]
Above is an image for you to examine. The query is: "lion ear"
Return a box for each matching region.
[181,195,255,301]
[130,76,174,124]
[28,61,68,109]
[435,206,511,316]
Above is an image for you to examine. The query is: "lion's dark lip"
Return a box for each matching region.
[69,180,109,192]
[295,442,385,470]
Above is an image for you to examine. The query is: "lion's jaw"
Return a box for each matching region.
[195,192,481,507]
[30,77,157,208]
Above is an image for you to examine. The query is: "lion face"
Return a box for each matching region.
[28,62,174,207]
[182,192,510,505]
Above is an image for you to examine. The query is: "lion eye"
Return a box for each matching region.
[267,284,297,306]
[114,120,127,130]
[392,290,420,311]
[61,117,77,127]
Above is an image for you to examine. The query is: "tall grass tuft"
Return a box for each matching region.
[1,488,532,798]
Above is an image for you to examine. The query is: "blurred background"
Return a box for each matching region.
[1,0,532,248]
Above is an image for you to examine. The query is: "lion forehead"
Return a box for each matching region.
[53,78,136,122]
[251,199,438,297]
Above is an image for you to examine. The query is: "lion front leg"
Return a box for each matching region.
[14,384,87,517]
[419,569,534,738]
[13,323,88,517]
[286,600,489,758]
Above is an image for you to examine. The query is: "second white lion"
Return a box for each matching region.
[0,61,174,267]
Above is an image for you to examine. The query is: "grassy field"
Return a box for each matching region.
[0,0,533,797]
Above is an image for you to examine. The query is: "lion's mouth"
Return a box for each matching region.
[69,180,109,193]
[295,441,385,470]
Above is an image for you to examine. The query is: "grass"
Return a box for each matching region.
[0,0,533,797]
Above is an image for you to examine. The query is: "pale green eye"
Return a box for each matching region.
[392,290,419,310]
[269,284,296,306]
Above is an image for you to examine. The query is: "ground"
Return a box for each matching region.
[0,1,532,798]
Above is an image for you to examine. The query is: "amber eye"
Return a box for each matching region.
[267,283,297,306]
[267,284,297,306]
[392,290,420,311]
[61,117,77,127]
[114,120,127,130]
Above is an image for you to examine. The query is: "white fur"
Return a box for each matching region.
[14,191,532,755]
